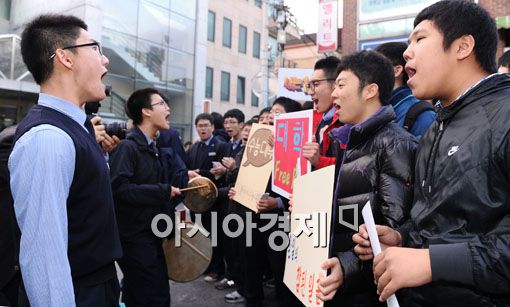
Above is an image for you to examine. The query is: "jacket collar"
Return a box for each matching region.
[331,105,396,147]
[389,86,414,108]
[435,73,506,122]
[127,126,154,148]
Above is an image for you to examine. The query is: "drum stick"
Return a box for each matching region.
[179,185,208,192]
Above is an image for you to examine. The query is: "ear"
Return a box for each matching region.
[394,65,404,79]
[141,107,152,119]
[55,49,73,69]
[455,35,475,61]
[363,83,379,102]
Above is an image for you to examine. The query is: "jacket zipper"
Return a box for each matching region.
[422,121,445,194]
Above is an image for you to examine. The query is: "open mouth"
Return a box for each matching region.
[312,98,319,105]
[405,66,416,80]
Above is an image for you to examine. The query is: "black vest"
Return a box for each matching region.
[13,105,122,287]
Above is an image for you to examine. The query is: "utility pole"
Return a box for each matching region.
[260,0,270,107]
[274,0,287,68]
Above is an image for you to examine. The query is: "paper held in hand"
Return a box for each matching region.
[361,201,400,307]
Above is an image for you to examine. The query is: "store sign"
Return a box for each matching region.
[318,0,338,53]
[359,36,408,50]
[359,0,439,22]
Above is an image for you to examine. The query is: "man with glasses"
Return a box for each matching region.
[109,88,181,306]
[186,113,231,282]
[303,56,343,170]
[9,15,122,306]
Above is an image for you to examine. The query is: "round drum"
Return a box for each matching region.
[163,224,212,282]
[183,176,218,213]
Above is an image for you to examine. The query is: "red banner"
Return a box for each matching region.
[272,110,313,199]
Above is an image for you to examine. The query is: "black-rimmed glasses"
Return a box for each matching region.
[49,42,103,60]
[307,78,336,90]
[150,100,168,107]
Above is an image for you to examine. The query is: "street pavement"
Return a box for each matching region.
[170,276,280,307]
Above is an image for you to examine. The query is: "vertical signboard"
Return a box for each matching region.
[318,0,338,53]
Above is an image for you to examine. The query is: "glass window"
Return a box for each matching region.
[138,0,170,45]
[146,0,170,9]
[253,31,261,58]
[170,0,196,19]
[251,92,259,107]
[101,74,135,116]
[0,0,11,20]
[167,49,194,88]
[238,25,247,53]
[255,0,262,8]
[206,67,213,98]
[359,17,414,40]
[237,76,245,104]
[223,18,232,48]
[208,11,215,42]
[103,0,138,36]
[135,38,168,84]
[169,12,196,53]
[221,71,230,101]
[101,28,137,79]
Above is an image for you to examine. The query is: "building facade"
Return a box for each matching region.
[205,0,272,119]
[0,0,206,141]
[341,0,510,55]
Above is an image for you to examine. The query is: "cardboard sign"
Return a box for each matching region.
[233,124,274,212]
[283,165,335,307]
[272,110,313,199]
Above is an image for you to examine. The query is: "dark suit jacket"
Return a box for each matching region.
[110,126,181,241]
[186,137,231,187]
[157,128,186,164]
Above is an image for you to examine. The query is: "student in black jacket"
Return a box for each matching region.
[318,51,417,306]
[354,1,510,306]
[187,113,231,282]
[109,88,181,306]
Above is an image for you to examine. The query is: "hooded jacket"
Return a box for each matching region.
[398,74,510,306]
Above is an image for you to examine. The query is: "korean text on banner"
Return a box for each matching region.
[318,0,338,52]
[272,109,313,199]
[233,124,275,212]
[283,165,335,307]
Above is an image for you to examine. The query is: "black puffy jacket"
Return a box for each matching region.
[329,106,417,306]
[399,74,510,306]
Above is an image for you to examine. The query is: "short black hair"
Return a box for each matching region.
[273,97,302,113]
[195,113,214,126]
[126,88,161,125]
[244,118,258,127]
[375,42,409,84]
[337,51,394,105]
[498,50,510,69]
[259,107,271,116]
[211,112,224,129]
[224,109,245,123]
[21,14,88,85]
[302,101,314,110]
[414,0,497,73]
[314,56,342,80]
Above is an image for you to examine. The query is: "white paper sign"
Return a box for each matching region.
[361,201,400,307]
